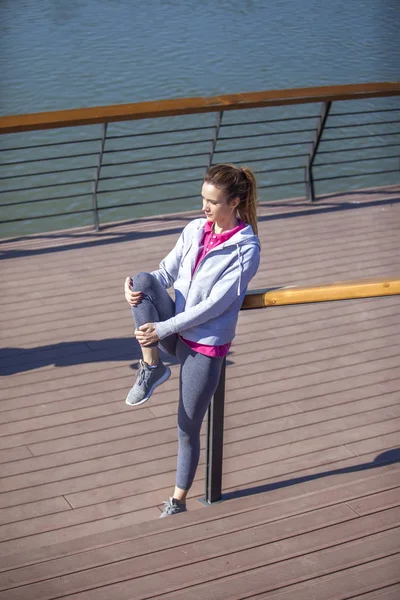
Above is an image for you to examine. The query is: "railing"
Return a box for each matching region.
[1,82,399,237]
[203,277,400,504]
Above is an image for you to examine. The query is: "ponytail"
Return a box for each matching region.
[204,163,259,236]
[238,167,258,236]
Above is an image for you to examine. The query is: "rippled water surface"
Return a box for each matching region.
[0,0,399,235]
[1,0,399,114]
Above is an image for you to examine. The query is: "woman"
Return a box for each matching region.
[124,163,260,517]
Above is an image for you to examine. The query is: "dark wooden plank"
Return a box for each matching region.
[350,585,400,600]
[0,503,356,595]
[346,431,400,456]
[348,488,400,515]
[2,392,397,494]
[151,536,400,600]
[0,447,32,464]
[1,463,397,572]
[0,497,71,526]
[18,525,398,600]
[254,558,400,599]
[4,300,398,387]
[0,405,393,508]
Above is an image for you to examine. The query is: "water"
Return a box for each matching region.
[0,0,399,236]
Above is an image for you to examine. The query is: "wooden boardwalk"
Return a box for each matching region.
[0,185,399,598]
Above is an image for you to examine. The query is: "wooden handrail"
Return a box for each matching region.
[1,81,399,134]
[242,277,400,309]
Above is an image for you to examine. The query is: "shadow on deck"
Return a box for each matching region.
[0,186,399,598]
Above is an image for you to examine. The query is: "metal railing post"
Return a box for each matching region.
[204,356,226,504]
[206,111,223,171]
[305,101,331,202]
[92,122,108,230]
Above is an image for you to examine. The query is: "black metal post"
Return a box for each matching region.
[206,111,223,172]
[306,101,332,202]
[92,122,108,230]
[204,356,226,504]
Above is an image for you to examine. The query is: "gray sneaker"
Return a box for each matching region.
[125,360,171,406]
[159,497,187,518]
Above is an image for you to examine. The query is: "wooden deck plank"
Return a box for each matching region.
[2,387,397,490]
[0,497,71,527]
[348,487,400,515]
[1,299,397,372]
[255,559,400,599]
[1,392,397,493]
[2,313,398,403]
[1,443,398,550]
[1,334,398,413]
[0,402,395,507]
[0,463,398,576]
[23,527,398,600]
[2,296,398,356]
[157,546,400,600]
[1,395,397,503]
[0,503,357,595]
[345,431,400,456]
[2,237,399,319]
[3,297,398,383]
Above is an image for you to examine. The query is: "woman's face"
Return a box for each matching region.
[201,182,238,224]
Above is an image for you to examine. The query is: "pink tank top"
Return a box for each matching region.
[180,219,245,357]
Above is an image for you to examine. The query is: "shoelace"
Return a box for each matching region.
[162,499,183,514]
[136,361,151,386]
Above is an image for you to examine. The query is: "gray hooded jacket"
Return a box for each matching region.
[152,218,260,345]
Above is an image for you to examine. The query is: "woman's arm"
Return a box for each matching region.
[150,220,198,289]
[154,246,260,339]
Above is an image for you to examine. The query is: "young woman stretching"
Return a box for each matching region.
[124,163,260,517]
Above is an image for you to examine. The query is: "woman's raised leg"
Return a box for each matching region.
[126,272,176,406]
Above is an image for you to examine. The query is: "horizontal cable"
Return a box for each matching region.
[107,124,213,140]
[0,164,95,180]
[0,191,90,208]
[325,120,400,129]
[255,164,304,175]
[317,142,400,155]
[213,153,309,164]
[103,138,211,154]
[100,164,204,182]
[330,108,400,117]
[0,151,98,167]
[0,137,100,152]
[99,193,199,211]
[315,154,399,167]
[103,151,209,168]
[0,178,93,194]
[98,177,200,194]
[258,180,304,189]
[215,140,310,153]
[222,115,320,127]
[219,128,313,140]
[0,207,92,224]
[322,132,400,143]
[314,169,399,182]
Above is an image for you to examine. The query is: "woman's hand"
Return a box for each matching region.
[124,277,143,306]
[135,323,159,346]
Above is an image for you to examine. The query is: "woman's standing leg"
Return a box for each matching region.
[160,338,224,517]
[126,271,176,406]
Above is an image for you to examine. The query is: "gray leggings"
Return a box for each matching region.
[131,272,224,491]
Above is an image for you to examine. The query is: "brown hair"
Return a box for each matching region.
[204,164,258,235]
